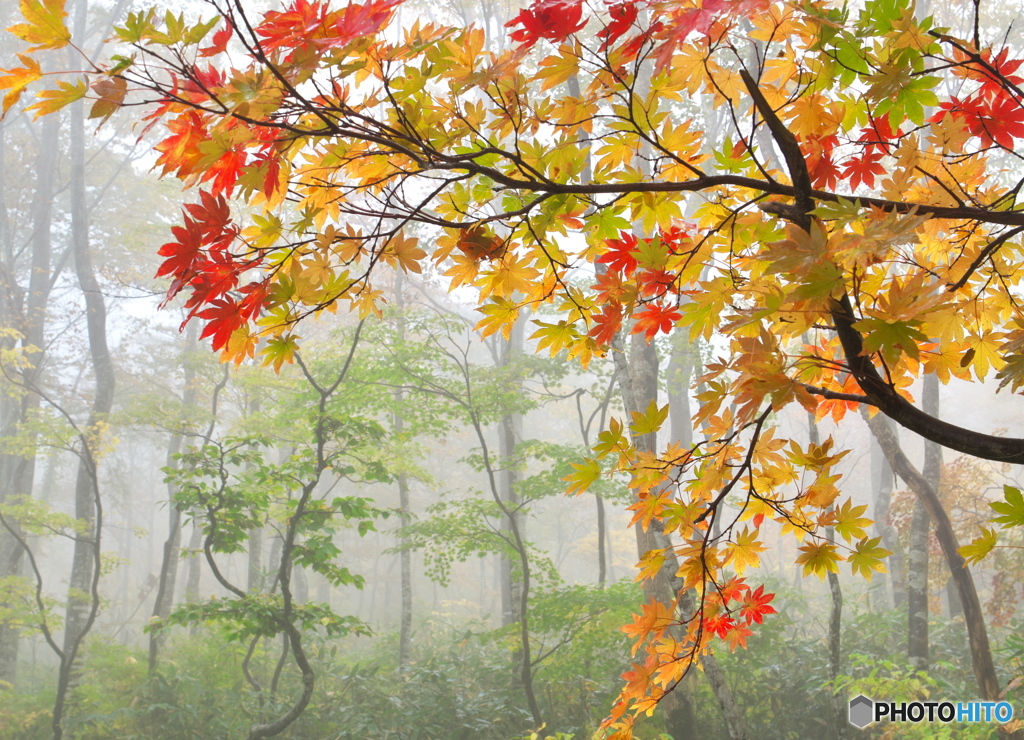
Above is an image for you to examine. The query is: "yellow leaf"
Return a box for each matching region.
[382,232,426,274]
[9,0,72,51]
[723,527,766,575]
[795,541,842,580]
[848,536,891,580]
[629,400,669,437]
[0,53,42,116]
[474,297,519,340]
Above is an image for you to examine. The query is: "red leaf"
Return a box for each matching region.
[631,303,681,342]
[317,0,401,49]
[840,150,885,191]
[937,92,1024,150]
[704,613,735,638]
[597,0,638,51]
[199,24,233,57]
[739,584,776,625]
[256,0,328,52]
[506,0,586,50]
[197,297,245,351]
[589,302,623,346]
[154,110,208,179]
[597,231,639,275]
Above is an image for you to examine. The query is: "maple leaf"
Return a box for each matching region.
[196,297,245,351]
[704,613,735,639]
[959,527,998,565]
[199,24,233,57]
[723,527,765,575]
[936,92,1024,149]
[632,303,681,342]
[589,302,623,347]
[990,485,1024,528]
[256,0,328,52]
[506,0,586,50]
[598,0,639,51]
[318,0,401,50]
[795,541,841,580]
[841,151,885,191]
[381,232,426,274]
[564,457,601,495]
[8,0,71,52]
[723,623,754,651]
[0,53,42,117]
[738,584,776,624]
[847,536,891,580]
[597,231,640,276]
[455,225,506,261]
[831,500,871,542]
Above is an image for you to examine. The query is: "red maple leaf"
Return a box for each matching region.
[598,0,639,51]
[257,0,328,52]
[717,576,748,604]
[958,46,1024,99]
[156,216,205,283]
[858,116,901,155]
[704,613,736,638]
[802,134,840,190]
[199,24,233,58]
[739,584,776,625]
[317,0,401,49]
[840,150,885,191]
[631,303,681,341]
[589,302,623,346]
[506,0,586,50]
[937,91,1024,149]
[637,269,677,298]
[197,297,245,351]
[597,231,639,275]
[154,110,208,179]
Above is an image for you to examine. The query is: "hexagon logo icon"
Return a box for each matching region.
[849,694,874,729]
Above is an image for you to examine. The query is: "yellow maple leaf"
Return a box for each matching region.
[9,0,71,52]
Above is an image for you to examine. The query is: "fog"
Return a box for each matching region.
[4,0,1024,738]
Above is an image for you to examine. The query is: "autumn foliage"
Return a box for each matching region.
[9,0,1024,733]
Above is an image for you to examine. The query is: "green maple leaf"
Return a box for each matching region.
[848,536,891,580]
[990,485,1024,528]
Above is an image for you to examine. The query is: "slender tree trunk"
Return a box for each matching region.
[149,326,198,672]
[393,273,413,671]
[0,111,59,686]
[908,375,939,672]
[184,523,203,602]
[865,414,1001,703]
[664,332,698,740]
[612,331,747,740]
[807,405,845,740]
[497,318,524,627]
[866,410,906,610]
[62,0,116,683]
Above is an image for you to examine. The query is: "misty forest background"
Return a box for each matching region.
[2,0,1024,738]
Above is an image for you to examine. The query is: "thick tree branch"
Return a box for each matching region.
[831,293,1024,463]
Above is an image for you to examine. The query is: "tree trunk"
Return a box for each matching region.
[497,318,524,628]
[908,374,939,672]
[62,0,115,663]
[664,332,698,740]
[612,331,748,740]
[865,410,906,611]
[148,327,198,672]
[807,405,845,740]
[0,111,60,686]
[393,273,413,671]
[865,414,1001,703]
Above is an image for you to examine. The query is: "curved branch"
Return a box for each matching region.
[831,293,1024,463]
